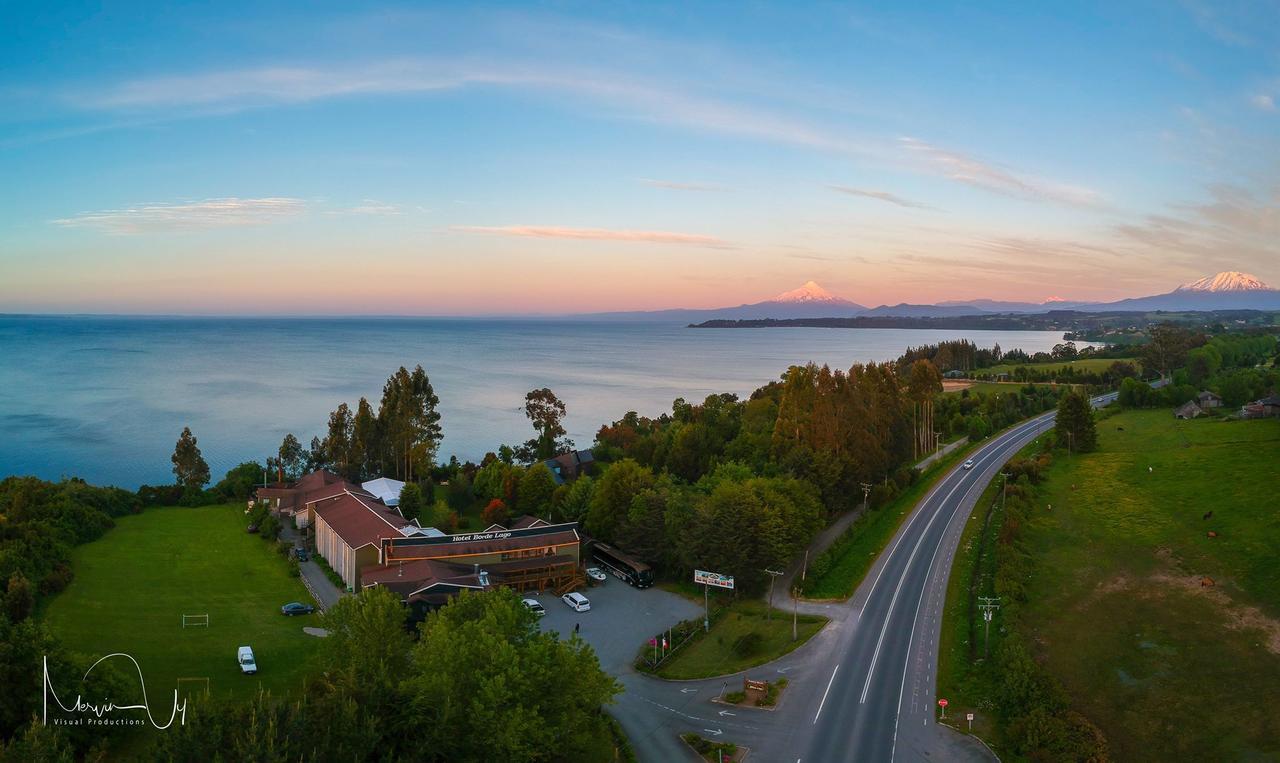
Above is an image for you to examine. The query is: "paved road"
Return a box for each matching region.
[621,392,1117,762]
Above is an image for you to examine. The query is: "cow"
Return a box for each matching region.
[1203,510,1214,521]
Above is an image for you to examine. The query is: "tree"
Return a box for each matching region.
[524,388,570,461]
[325,402,355,477]
[212,461,264,502]
[559,475,595,520]
[403,588,621,762]
[4,572,34,623]
[398,483,425,523]
[277,433,305,480]
[585,460,653,542]
[518,463,557,519]
[1139,323,1200,379]
[481,499,510,528]
[377,366,443,481]
[1054,391,1098,453]
[351,397,378,480]
[171,427,210,490]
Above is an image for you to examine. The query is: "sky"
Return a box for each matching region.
[1,1,1277,315]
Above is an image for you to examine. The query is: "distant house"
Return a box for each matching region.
[1174,400,1202,420]
[543,449,596,486]
[361,477,406,506]
[1197,390,1223,409]
[1258,394,1280,418]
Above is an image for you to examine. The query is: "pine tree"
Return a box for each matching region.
[171,426,211,489]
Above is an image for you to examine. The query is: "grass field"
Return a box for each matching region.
[43,504,323,703]
[975,357,1138,376]
[652,597,826,680]
[800,441,977,600]
[944,381,1074,396]
[943,408,1280,760]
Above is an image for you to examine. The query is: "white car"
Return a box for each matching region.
[522,598,546,617]
[962,459,975,470]
[562,592,591,612]
[585,567,607,583]
[237,646,257,675]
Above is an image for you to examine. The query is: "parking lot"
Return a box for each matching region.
[532,578,702,673]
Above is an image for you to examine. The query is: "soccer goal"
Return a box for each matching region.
[176,677,210,699]
[181,613,209,628]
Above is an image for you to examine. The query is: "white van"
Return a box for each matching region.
[561,592,591,612]
[237,646,257,675]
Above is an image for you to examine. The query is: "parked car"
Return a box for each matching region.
[962,459,975,470]
[246,523,259,534]
[293,547,309,562]
[237,646,257,675]
[585,567,607,583]
[280,602,315,616]
[561,592,591,612]
[521,598,546,617]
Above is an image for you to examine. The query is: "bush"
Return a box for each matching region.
[258,514,281,541]
[723,690,746,704]
[287,557,300,578]
[733,631,763,658]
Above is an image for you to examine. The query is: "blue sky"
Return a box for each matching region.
[1,1,1277,314]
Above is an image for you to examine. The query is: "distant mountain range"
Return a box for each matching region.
[576,271,1280,320]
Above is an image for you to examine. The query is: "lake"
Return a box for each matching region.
[0,316,1079,488]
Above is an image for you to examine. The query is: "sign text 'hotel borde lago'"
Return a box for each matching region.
[694,569,735,589]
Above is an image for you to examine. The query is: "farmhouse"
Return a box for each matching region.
[1197,390,1223,409]
[1174,400,1202,420]
[362,520,584,608]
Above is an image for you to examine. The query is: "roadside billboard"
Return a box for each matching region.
[693,569,735,589]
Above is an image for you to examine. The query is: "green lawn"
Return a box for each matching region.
[800,441,977,600]
[944,380,1073,396]
[43,504,323,703]
[945,409,1280,760]
[652,598,826,680]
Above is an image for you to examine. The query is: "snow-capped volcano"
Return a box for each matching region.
[773,281,859,304]
[1176,271,1271,293]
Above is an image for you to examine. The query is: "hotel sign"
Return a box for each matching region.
[694,569,734,589]
[383,521,579,558]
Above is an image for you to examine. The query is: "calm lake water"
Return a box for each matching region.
[0,317,1078,488]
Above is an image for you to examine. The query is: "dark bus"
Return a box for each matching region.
[588,541,653,588]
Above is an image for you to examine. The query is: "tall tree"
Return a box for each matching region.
[1054,391,1098,453]
[325,402,355,478]
[524,388,570,460]
[518,463,557,519]
[277,433,304,480]
[351,397,378,480]
[377,366,443,481]
[171,427,210,489]
[398,483,425,523]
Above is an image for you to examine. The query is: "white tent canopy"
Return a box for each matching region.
[362,477,407,506]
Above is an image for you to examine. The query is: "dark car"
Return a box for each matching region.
[293,547,309,562]
[280,602,315,616]
[246,524,259,534]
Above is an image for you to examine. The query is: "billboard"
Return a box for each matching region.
[694,569,735,589]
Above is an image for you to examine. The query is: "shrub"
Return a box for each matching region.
[733,631,763,658]
[723,690,746,704]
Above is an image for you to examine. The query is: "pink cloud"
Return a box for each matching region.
[452,225,732,248]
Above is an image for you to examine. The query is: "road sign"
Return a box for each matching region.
[966,713,974,721]
[938,698,948,707]
[694,569,735,589]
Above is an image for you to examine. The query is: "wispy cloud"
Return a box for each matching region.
[346,200,403,215]
[1252,94,1276,112]
[52,197,305,234]
[452,225,732,248]
[827,184,932,209]
[638,178,726,192]
[899,137,1102,208]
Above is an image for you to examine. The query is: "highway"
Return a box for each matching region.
[620,392,1118,762]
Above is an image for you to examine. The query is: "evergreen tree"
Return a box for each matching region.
[277,433,304,480]
[171,426,210,489]
[398,483,425,523]
[517,463,557,519]
[1054,391,1098,453]
[325,402,355,478]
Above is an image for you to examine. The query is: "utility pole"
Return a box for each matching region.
[763,568,784,620]
[792,585,799,641]
[978,596,1001,657]
[860,482,872,510]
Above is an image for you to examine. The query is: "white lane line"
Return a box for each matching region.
[856,419,1036,705]
[813,664,840,724]
[858,413,1049,620]
[889,420,1048,761]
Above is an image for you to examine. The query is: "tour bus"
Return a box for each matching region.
[588,541,654,588]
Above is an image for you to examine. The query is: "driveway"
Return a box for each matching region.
[279,521,343,610]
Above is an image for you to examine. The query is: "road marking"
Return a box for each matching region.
[703,728,723,737]
[680,688,698,694]
[888,411,1064,761]
[813,664,840,724]
[718,709,736,717]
